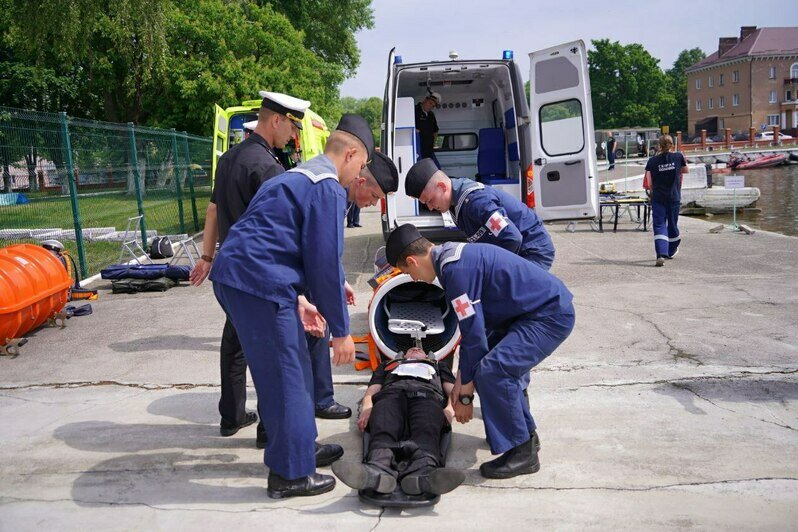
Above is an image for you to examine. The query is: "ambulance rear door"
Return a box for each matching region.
[381,47,398,238]
[211,104,229,189]
[528,41,598,221]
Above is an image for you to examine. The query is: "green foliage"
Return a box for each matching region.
[662,48,706,133]
[338,96,383,147]
[0,0,373,135]
[588,39,669,130]
[541,100,582,122]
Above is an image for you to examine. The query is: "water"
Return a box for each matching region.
[702,164,798,237]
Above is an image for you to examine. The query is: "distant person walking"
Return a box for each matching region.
[606,134,617,170]
[644,135,688,267]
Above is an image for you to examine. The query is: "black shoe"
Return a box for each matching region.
[531,430,541,452]
[400,468,465,495]
[266,471,335,499]
[256,422,267,449]
[479,438,540,479]
[219,411,257,437]
[353,223,362,228]
[315,442,344,467]
[332,462,396,494]
[315,402,352,419]
[346,224,354,228]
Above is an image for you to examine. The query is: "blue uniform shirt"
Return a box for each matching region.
[432,242,572,384]
[645,152,687,203]
[449,178,555,267]
[210,155,350,338]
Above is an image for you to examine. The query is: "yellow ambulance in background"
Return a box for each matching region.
[211,99,330,187]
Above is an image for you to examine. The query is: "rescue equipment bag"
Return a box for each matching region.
[111,277,177,294]
[101,264,190,281]
[149,236,174,259]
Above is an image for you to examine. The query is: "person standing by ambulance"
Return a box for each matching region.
[644,134,688,267]
[415,90,441,168]
[210,115,375,499]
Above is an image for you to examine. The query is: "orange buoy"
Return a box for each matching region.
[0,244,72,353]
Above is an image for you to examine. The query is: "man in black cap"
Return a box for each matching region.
[405,158,555,270]
[346,151,398,208]
[383,224,574,480]
[190,91,309,446]
[209,114,375,499]
[415,91,441,168]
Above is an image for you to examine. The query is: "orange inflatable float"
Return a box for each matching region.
[0,244,72,356]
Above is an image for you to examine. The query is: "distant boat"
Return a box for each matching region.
[730,153,787,170]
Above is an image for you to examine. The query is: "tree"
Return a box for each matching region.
[266,0,375,76]
[588,39,669,129]
[662,48,705,134]
[338,96,382,147]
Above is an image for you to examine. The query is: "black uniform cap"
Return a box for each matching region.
[405,158,439,198]
[336,113,375,159]
[386,224,424,267]
[368,151,399,194]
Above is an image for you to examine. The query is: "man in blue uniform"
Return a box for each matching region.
[190,92,352,445]
[385,224,575,479]
[210,114,375,499]
[405,158,555,270]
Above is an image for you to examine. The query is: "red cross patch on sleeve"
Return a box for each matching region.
[486,211,508,237]
[452,293,476,321]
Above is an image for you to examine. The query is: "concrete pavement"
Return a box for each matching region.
[1,205,797,530]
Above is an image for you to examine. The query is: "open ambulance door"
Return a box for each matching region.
[381,47,398,239]
[528,41,598,221]
[211,104,229,190]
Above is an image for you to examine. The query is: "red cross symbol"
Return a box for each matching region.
[486,212,507,236]
[452,294,475,320]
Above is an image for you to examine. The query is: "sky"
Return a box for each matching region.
[341,0,798,99]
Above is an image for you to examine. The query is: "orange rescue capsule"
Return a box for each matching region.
[0,244,72,347]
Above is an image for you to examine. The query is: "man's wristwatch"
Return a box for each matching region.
[201,254,214,263]
[458,394,474,406]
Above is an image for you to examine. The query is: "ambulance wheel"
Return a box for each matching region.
[615,149,624,158]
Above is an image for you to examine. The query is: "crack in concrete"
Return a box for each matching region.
[673,383,797,432]
[369,507,385,532]
[465,476,798,492]
[570,368,798,390]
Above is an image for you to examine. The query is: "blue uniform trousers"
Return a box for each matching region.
[308,328,334,410]
[652,199,681,258]
[475,309,575,455]
[214,283,317,480]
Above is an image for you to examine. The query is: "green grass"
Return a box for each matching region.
[0,186,210,278]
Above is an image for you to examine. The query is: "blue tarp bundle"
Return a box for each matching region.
[100,264,190,281]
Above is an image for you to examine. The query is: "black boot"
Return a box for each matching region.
[266,471,335,499]
[219,411,257,437]
[401,467,465,495]
[332,462,396,494]
[315,442,344,467]
[479,437,540,479]
[315,402,352,419]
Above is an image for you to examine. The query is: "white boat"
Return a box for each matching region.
[605,166,760,213]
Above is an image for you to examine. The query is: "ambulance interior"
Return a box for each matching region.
[392,62,525,219]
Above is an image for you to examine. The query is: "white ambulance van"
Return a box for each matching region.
[380,41,599,241]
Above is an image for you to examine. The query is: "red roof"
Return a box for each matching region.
[688,27,798,71]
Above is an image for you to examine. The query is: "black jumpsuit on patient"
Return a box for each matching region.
[366,359,455,479]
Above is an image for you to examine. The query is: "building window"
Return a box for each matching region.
[769,90,777,104]
[695,78,701,89]
[767,114,779,126]
[696,100,702,111]
[733,70,740,83]
[788,90,793,101]
[791,63,798,79]
[719,73,725,85]
[708,98,714,109]
[708,75,714,87]
[719,118,725,129]
[733,94,739,106]
[719,96,725,108]
[769,66,776,79]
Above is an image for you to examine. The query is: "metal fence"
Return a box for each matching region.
[0,106,212,279]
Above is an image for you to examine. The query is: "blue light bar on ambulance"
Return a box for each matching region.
[394,55,403,64]
[502,50,514,60]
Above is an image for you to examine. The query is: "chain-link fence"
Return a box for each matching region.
[0,106,212,279]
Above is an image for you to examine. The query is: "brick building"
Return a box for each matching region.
[686,26,798,138]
